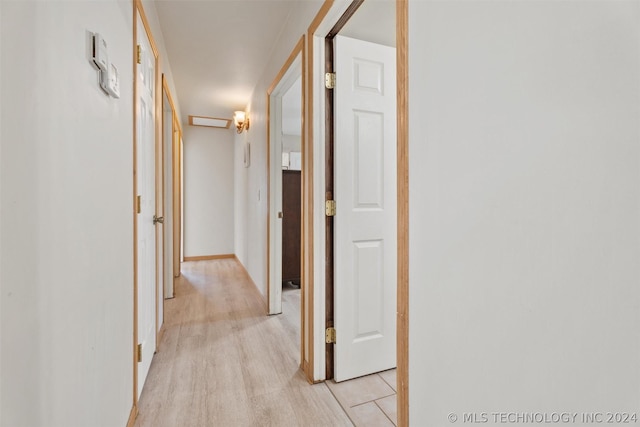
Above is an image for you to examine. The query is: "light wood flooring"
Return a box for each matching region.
[135,259,396,427]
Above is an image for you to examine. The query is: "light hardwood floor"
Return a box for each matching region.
[135,259,353,427]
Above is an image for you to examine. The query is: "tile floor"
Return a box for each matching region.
[283,281,398,426]
[326,369,398,426]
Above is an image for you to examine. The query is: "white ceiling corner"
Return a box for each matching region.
[154,0,394,131]
[154,0,296,127]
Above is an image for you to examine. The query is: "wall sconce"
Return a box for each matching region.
[234,111,250,134]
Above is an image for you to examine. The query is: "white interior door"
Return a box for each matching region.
[136,13,157,398]
[333,35,397,382]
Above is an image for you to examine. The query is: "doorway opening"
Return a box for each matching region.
[324,0,398,384]
[299,0,404,423]
[303,0,407,423]
[267,37,305,367]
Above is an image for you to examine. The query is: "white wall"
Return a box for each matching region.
[183,126,235,257]
[282,134,301,154]
[235,0,324,296]
[1,2,133,425]
[408,1,640,424]
[0,1,182,425]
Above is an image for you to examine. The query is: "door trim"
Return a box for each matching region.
[173,124,182,278]
[396,1,409,424]
[132,0,160,411]
[161,74,181,298]
[303,0,337,385]
[267,36,304,365]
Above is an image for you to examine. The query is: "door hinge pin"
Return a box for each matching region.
[325,72,336,89]
[137,45,142,64]
[136,195,141,214]
[325,327,336,344]
[136,343,142,362]
[325,200,336,217]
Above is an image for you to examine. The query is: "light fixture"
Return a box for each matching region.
[188,115,231,129]
[233,111,250,134]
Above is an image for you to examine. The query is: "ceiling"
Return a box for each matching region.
[341,0,395,48]
[154,0,395,128]
[154,0,295,124]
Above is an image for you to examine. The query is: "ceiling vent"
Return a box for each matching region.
[188,115,231,129]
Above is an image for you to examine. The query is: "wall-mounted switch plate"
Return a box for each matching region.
[92,32,119,99]
[106,63,120,98]
[92,33,108,71]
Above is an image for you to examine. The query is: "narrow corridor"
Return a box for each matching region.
[135,259,397,426]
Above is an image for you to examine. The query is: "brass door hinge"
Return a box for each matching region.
[325,327,336,344]
[136,343,142,362]
[137,45,142,64]
[325,72,336,89]
[325,200,336,217]
[136,195,141,214]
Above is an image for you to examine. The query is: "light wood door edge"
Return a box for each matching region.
[162,75,182,135]
[126,404,138,427]
[397,0,409,426]
[183,254,235,261]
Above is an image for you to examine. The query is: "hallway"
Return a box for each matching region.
[134,259,352,426]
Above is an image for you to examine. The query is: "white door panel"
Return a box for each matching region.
[334,35,396,382]
[136,13,156,398]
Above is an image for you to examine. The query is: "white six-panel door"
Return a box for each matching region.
[334,35,397,382]
[136,13,157,398]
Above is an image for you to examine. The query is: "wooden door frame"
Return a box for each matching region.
[321,0,366,382]
[173,122,182,278]
[303,0,408,424]
[267,36,304,315]
[131,0,161,422]
[161,75,182,289]
[160,73,181,302]
[267,36,305,368]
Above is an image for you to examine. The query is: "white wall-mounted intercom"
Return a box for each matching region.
[91,32,120,99]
